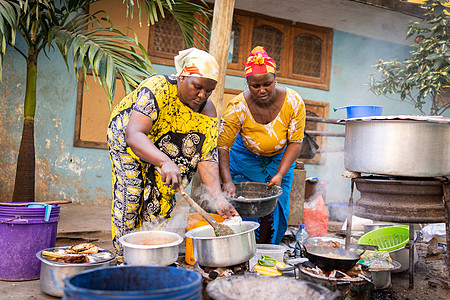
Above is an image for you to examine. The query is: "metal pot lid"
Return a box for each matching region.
[36,246,115,266]
[338,115,450,124]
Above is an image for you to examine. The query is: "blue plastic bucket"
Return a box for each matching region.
[0,205,60,281]
[63,266,202,300]
[333,105,383,118]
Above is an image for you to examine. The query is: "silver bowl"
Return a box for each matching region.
[36,247,116,297]
[119,231,183,266]
[185,221,259,267]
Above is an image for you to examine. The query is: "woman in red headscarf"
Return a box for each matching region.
[218,46,306,244]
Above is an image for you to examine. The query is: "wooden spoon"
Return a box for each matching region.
[177,187,235,237]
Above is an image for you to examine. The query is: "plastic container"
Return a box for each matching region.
[63,265,202,300]
[249,244,286,270]
[333,105,383,118]
[185,213,223,265]
[358,225,409,252]
[0,204,60,281]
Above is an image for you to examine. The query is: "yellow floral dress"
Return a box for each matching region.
[107,75,218,256]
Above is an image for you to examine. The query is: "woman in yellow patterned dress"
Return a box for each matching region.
[218,46,306,244]
[107,48,238,257]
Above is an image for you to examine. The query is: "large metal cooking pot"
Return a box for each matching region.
[185,221,259,267]
[36,247,116,297]
[119,230,183,266]
[341,116,450,177]
[225,182,283,218]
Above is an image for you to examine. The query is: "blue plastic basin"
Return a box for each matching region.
[334,105,383,118]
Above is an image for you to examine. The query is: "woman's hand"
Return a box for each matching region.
[267,173,283,189]
[214,195,240,220]
[222,181,237,198]
[159,161,182,190]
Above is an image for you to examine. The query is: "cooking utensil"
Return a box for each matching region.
[298,242,362,271]
[119,230,183,266]
[185,221,259,267]
[224,182,282,218]
[36,247,116,297]
[341,116,450,177]
[177,187,234,237]
[0,200,72,206]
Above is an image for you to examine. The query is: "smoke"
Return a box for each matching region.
[192,183,230,213]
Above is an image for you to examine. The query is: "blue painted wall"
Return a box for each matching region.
[0,29,445,204]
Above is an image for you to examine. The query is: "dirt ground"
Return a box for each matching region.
[370,240,450,300]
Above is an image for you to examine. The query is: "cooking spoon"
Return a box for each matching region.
[176,187,235,237]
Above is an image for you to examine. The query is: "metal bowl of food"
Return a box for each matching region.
[119,231,183,266]
[185,221,259,267]
[37,246,116,297]
[225,182,283,218]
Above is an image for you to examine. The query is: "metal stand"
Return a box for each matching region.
[345,179,355,251]
[344,178,450,289]
[406,223,415,289]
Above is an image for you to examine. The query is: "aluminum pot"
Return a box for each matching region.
[119,231,183,266]
[341,116,450,177]
[185,221,259,267]
[36,248,116,297]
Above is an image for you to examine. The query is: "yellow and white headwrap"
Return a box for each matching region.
[174,48,219,82]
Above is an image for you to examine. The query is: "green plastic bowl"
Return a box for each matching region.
[358,225,409,252]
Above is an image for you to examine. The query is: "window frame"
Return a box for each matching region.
[147,8,333,90]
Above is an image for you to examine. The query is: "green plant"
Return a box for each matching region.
[369,0,450,116]
[0,0,211,202]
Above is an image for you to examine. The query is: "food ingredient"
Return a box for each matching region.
[359,250,394,269]
[253,264,284,276]
[317,240,342,249]
[254,255,285,276]
[65,243,99,254]
[42,251,89,263]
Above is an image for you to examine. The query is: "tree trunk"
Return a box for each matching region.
[12,122,35,202]
[12,54,37,202]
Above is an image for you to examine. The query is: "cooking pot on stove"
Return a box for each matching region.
[298,243,362,272]
[185,221,259,267]
[119,231,183,266]
[341,116,450,177]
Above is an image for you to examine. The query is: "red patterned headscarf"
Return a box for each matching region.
[243,46,276,77]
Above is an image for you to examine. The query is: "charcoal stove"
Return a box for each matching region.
[193,261,250,282]
[298,262,373,300]
[354,176,446,223]
[343,175,450,289]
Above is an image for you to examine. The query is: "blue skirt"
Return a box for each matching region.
[229,135,295,244]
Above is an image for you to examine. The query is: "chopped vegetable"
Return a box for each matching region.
[253,264,283,276]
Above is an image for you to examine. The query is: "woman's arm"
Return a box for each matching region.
[125,110,184,191]
[218,148,237,197]
[198,160,239,219]
[267,142,302,188]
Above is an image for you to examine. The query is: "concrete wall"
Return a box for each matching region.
[0,1,446,204]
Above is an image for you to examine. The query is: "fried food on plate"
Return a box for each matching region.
[65,243,99,254]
